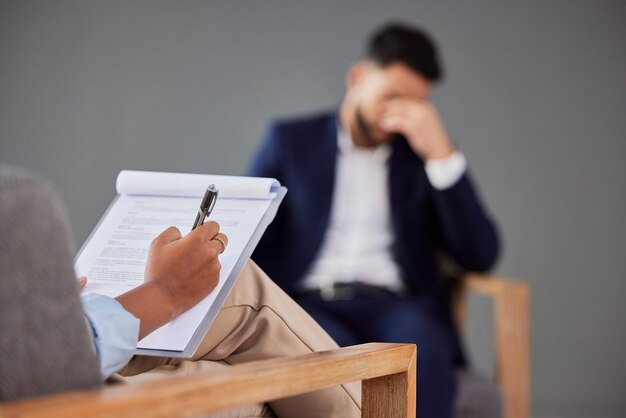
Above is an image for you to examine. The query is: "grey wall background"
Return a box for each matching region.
[1,1,624,416]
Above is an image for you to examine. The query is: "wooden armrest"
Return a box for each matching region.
[0,343,416,418]
[464,273,527,297]
[462,274,530,418]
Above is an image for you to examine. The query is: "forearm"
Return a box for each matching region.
[115,283,177,340]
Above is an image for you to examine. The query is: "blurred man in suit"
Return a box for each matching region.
[248,22,500,418]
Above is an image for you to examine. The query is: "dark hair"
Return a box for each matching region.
[366,22,443,82]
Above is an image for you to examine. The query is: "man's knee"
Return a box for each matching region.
[239,260,278,292]
[224,260,276,308]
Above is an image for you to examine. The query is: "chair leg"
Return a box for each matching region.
[362,348,417,418]
[495,283,530,418]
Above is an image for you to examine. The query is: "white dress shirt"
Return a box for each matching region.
[299,125,467,292]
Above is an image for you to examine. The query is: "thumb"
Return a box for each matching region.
[78,275,87,291]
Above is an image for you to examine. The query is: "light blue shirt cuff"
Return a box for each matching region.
[81,293,140,380]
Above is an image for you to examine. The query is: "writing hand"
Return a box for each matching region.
[144,221,228,318]
[115,221,228,339]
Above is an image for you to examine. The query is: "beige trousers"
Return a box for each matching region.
[118,260,362,418]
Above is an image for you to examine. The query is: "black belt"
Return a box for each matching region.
[301,282,398,301]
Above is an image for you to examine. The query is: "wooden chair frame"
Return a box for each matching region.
[0,343,416,418]
[453,274,530,418]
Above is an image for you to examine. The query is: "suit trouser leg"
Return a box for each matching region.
[119,260,362,418]
[365,297,456,418]
[296,294,456,418]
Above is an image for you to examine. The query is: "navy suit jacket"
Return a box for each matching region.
[248,112,500,363]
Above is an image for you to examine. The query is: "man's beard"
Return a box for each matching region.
[354,106,395,147]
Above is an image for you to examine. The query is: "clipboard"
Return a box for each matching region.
[75,170,286,358]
